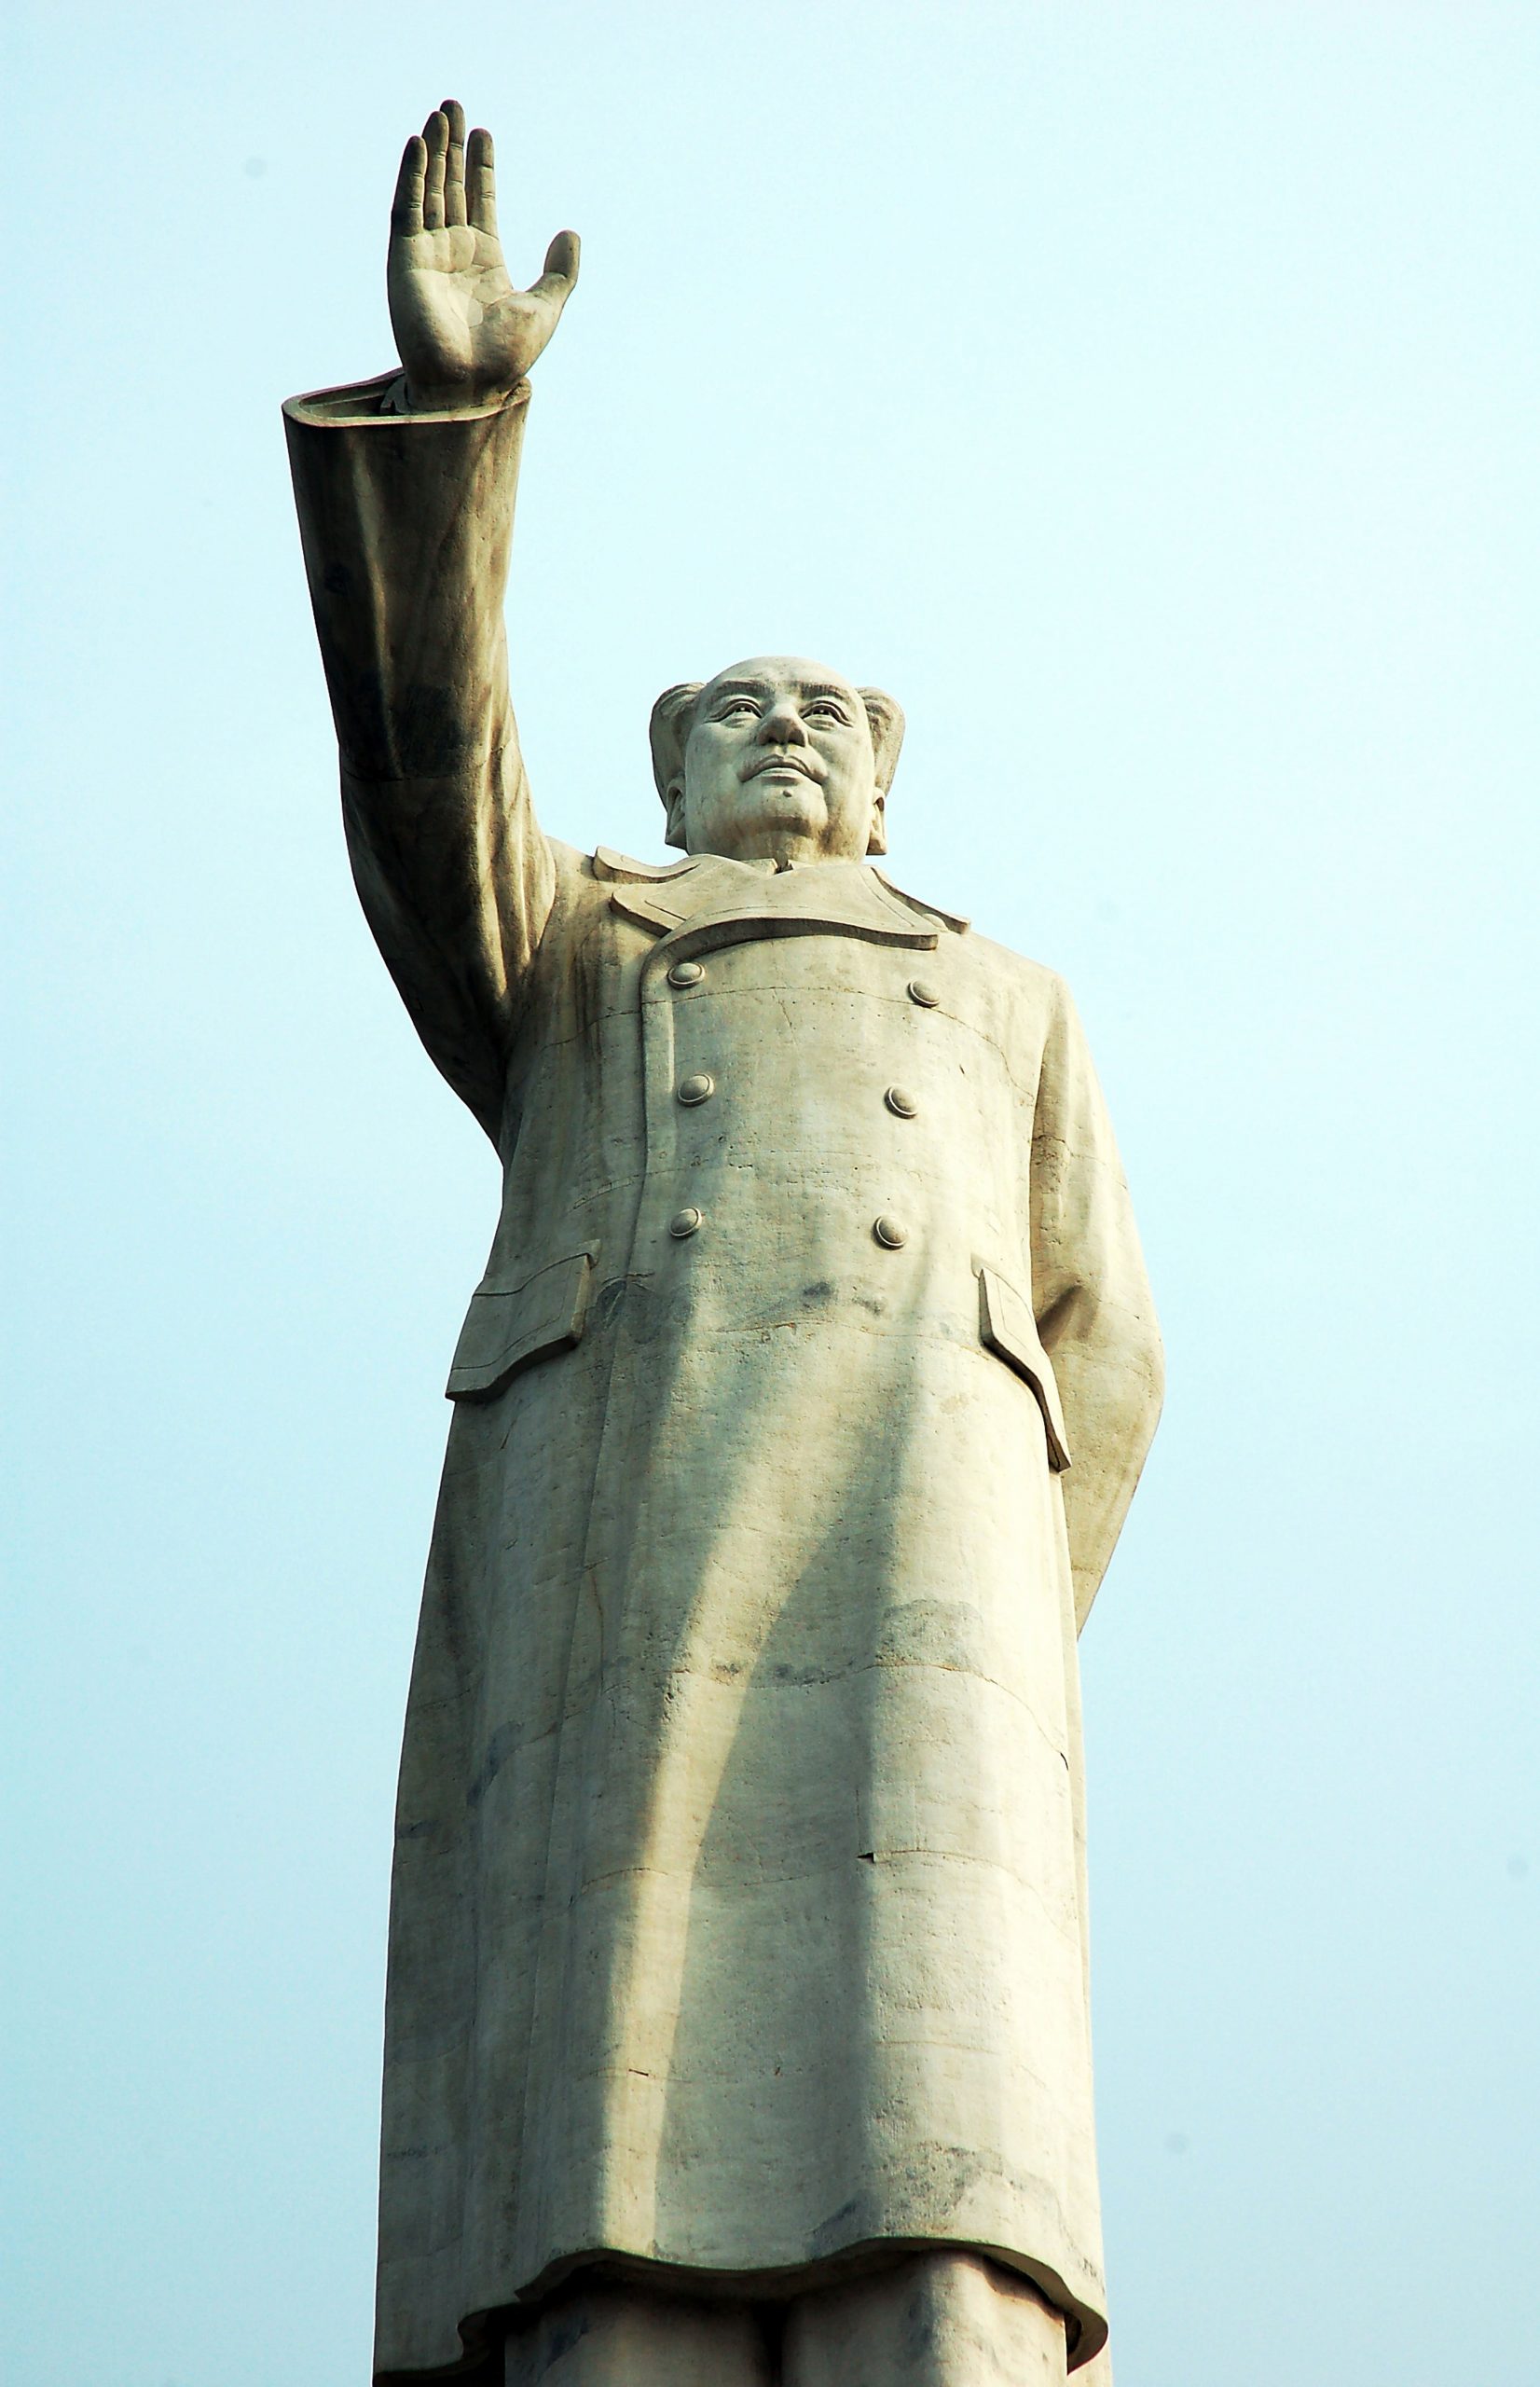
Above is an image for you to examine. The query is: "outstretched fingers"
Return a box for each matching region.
[392,133,426,235]
[441,98,467,228]
[401,102,578,324]
[466,126,498,238]
[420,106,447,230]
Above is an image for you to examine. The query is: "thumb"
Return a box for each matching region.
[531,228,581,301]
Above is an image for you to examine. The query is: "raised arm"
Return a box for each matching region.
[283,103,579,1140]
[1030,981,1164,1630]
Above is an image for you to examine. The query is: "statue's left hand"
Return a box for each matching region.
[387,99,580,411]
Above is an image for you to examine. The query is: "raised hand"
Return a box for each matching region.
[388,101,580,411]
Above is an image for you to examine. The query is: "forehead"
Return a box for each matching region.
[700,655,861,707]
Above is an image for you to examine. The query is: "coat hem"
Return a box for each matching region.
[373,2235,1108,2381]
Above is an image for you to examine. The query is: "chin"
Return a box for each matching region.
[735,797,824,850]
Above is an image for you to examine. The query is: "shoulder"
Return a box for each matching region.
[873,866,1063,992]
[538,840,694,946]
[969,931,1069,1011]
[548,842,695,895]
[545,838,673,893]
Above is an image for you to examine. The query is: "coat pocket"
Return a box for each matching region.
[977,1264,1072,1472]
[446,1251,595,1402]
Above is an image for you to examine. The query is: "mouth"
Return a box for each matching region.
[741,752,825,784]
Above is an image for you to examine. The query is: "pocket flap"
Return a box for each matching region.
[978,1265,1072,1471]
[446,1252,595,1402]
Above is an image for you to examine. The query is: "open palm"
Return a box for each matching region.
[388,101,579,411]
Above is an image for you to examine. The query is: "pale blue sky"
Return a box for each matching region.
[6,5,1538,2383]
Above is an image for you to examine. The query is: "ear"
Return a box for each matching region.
[649,683,704,852]
[860,687,904,855]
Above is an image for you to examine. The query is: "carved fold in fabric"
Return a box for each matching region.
[446,1251,596,1401]
[978,1266,1073,1472]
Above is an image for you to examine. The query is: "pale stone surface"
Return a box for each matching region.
[501,2253,1066,2384]
[284,99,1161,2386]
[783,2254,1067,2386]
[504,2284,773,2386]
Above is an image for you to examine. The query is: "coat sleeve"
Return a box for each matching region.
[282,372,557,1142]
[1030,976,1164,1630]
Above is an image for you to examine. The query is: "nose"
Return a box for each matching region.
[760,696,809,746]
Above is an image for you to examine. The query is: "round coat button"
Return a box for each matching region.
[668,959,705,988]
[668,1207,703,1238]
[873,1215,909,1249]
[678,1072,715,1106]
[885,1084,918,1118]
[906,978,940,1008]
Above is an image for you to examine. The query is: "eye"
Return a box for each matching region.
[804,701,851,724]
[714,698,759,722]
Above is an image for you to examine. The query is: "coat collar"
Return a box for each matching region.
[592,848,969,950]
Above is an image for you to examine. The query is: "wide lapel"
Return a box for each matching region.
[594,849,967,955]
[592,847,721,935]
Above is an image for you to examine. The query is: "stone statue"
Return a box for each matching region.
[285,100,1162,2387]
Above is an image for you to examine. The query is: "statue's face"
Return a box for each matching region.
[675,656,880,866]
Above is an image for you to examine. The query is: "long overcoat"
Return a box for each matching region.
[284,376,1163,2382]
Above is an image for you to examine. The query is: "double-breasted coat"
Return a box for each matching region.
[284,374,1162,2381]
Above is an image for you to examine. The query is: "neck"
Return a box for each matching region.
[695,831,862,870]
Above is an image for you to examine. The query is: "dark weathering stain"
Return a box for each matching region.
[465,1720,521,1810]
[390,680,479,776]
[593,1276,637,1331]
